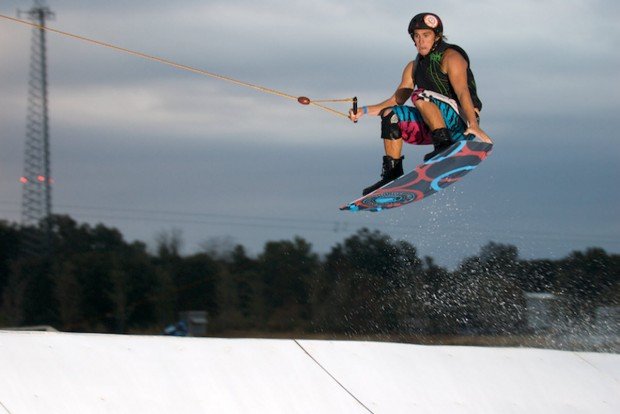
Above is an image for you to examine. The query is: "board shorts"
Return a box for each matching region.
[382,89,473,145]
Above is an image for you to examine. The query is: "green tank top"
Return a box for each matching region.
[413,40,482,110]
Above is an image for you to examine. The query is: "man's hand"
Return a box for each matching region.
[348,108,364,123]
[465,125,493,144]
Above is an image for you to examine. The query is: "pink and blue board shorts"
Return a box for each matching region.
[386,90,471,145]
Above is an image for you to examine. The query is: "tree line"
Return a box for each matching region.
[0,215,618,337]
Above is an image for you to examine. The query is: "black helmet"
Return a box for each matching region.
[408,13,443,36]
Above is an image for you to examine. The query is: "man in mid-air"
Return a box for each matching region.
[349,12,492,195]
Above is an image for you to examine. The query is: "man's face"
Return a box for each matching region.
[412,29,438,56]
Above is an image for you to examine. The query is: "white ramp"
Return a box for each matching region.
[0,331,618,414]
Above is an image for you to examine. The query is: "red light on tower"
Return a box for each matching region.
[37,175,45,182]
[20,176,29,184]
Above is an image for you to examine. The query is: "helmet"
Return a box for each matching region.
[408,13,443,36]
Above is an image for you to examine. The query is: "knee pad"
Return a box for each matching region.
[381,111,402,140]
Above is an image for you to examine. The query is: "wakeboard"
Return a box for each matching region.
[340,140,493,212]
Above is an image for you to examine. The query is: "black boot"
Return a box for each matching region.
[362,155,404,195]
[423,128,453,161]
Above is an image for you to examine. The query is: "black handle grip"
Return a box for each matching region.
[352,96,358,123]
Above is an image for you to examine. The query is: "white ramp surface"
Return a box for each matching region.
[0,331,618,414]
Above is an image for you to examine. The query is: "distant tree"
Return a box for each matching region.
[229,246,262,319]
[3,213,619,341]
[172,253,220,318]
[2,256,55,327]
[319,228,423,334]
[519,259,558,292]
[479,242,522,282]
[54,260,83,330]
[556,248,620,316]
[214,245,263,331]
[0,221,21,300]
[152,267,176,327]
[451,243,527,334]
[200,236,237,262]
[61,252,113,331]
[417,256,454,334]
[214,265,263,331]
[109,251,160,333]
[154,228,184,260]
[1,261,29,326]
[50,215,127,256]
[151,228,186,328]
[258,237,319,331]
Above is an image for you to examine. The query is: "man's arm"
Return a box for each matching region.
[349,61,414,121]
[444,50,493,143]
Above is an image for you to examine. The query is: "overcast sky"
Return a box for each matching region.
[1,0,619,268]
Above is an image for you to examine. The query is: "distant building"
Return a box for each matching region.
[524,292,558,332]
[179,311,208,337]
[163,311,209,337]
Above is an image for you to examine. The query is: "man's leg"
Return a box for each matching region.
[415,99,445,130]
[362,110,405,196]
[383,137,403,160]
[415,99,453,161]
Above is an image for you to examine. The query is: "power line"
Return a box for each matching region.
[0,200,618,247]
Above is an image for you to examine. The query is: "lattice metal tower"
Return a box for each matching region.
[19,0,55,255]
